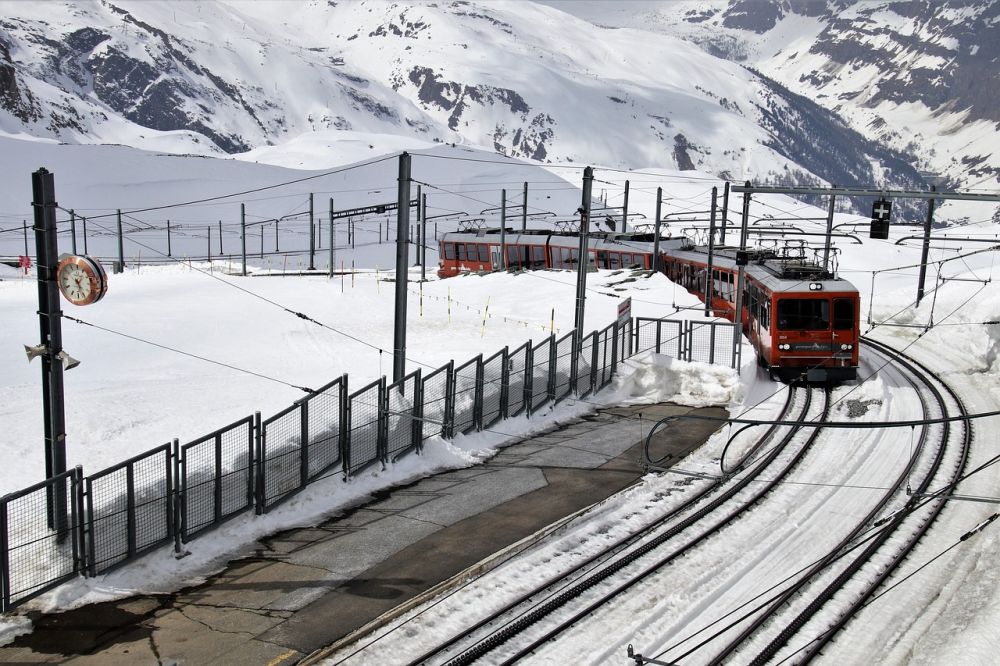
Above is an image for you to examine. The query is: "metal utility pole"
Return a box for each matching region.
[916,185,936,305]
[652,187,663,272]
[573,167,594,335]
[32,168,68,531]
[420,194,428,281]
[499,189,507,270]
[705,187,718,317]
[733,183,751,367]
[393,152,411,383]
[207,225,212,263]
[241,204,247,276]
[218,220,223,255]
[116,209,124,273]
[821,193,837,272]
[329,198,335,278]
[414,185,422,268]
[308,193,315,270]
[167,220,172,257]
[622,180,629,233]
[70,209,77,254]
[720,181,730,244]
[23,220,28,257]
[522,181,528,232]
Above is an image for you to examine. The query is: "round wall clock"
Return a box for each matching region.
[56,254,108,306]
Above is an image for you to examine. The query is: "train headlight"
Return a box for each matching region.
[809,282,823,291]
[840,343,853,350]
[778,343,790,351]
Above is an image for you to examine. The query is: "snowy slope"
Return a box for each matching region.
[544,0,1000,209]
[0,0,926,199]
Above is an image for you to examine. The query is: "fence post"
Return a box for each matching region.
[172,438,183,553]
[443,360,455,439]
[253,411,264,514]
[339,375,349,478]
[589,332,599,395]
[610,321,620,376]
[524,343,535,415]
[125,464,137,559]
[709,324,717,364]
[474,354,484,431]
[0,494,8,612]
[500,346,510,419]
[568,331,578,396]
[547,334,557,401]
[73,465,85,575]
[378,377,388,465]
[300,400,310,488]
[412,368,424,452]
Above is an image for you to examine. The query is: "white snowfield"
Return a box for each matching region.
[0,135,997,664]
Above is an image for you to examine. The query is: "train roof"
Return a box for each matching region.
[663,242,858,294]
[440,228,655,251]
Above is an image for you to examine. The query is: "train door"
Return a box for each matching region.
[491,246,502,270]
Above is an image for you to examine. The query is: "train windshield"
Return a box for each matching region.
[777,299,830,331]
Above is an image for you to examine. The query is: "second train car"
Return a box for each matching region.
[437,227,860,382]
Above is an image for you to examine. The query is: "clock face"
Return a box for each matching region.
[56,255,107,306]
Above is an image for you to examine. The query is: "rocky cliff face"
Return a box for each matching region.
[0,0,929,212]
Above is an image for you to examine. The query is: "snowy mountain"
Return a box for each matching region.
[543,0,1000,198]
[0,0,928,209]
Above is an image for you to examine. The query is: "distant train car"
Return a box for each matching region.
[437,228,859,382]
[437,229,652,278]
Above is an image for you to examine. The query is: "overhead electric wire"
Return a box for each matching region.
[62,315,314,393]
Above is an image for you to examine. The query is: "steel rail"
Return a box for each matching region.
[431,387,829,666]
[403,388,800,666]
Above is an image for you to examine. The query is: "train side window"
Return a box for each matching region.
[834,298,855,330]
[478,244,490,262]
[444,243,456,260]
[532,245,546,268]
[609,253,621,270]
[760,302,770,329]
[456,244,467,261]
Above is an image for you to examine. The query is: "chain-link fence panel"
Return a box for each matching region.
[258,404,303,512]
[634,318,684,358]
[346,378,384,476]
[1,469,82,611]
[617,319,632,363]
[180,416,254,541]
[421,362,452,443]
[576,331,596,398]
[85,443,173,575]
[304,376,345,480]
[386,370,420,462]
[453,356,481,435]
[553,331,575,404]
[481,348,506,429]
[596,323,615,389]
[530,336,553,413]
[506,342,529,417]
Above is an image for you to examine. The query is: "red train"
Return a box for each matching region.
[437,228,859,382]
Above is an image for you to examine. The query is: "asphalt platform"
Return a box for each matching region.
[0,402,726,665]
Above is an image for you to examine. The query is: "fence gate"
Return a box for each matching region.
[633,317,739,369]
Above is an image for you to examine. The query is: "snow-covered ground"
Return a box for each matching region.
[1,135,999,662]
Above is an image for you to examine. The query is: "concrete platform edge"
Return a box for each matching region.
[298,477,642,665]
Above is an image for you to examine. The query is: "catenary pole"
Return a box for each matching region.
[393,152,411,383]
[705,187,718,317]
[652,187,663,272]
[916,185,937,305]
[573,167,594,335]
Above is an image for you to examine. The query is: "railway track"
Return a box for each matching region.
[397,385,831,665]
[657,337,970,665]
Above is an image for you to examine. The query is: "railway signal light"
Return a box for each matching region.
[870,198,891,239]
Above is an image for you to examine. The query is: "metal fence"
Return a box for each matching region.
[634,317,739,368]
[0,316,739,611]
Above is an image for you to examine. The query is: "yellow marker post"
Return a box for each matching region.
[480,296,491,337]
[550,307,555,334]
